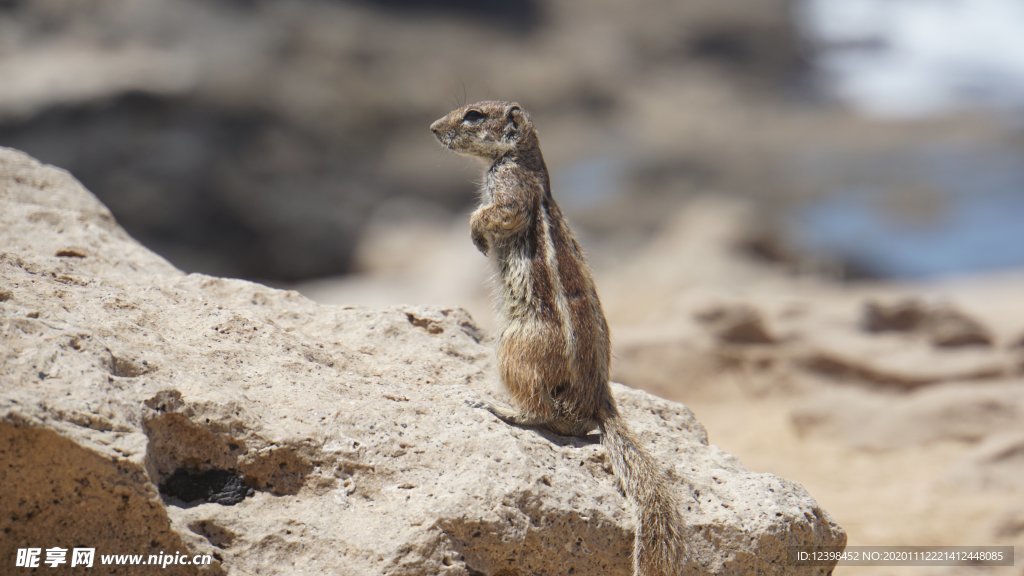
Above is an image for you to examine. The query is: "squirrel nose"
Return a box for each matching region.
[429,119,443,134]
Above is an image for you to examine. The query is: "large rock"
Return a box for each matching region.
[0,148,844,574]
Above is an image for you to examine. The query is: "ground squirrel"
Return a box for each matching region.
[430,101,685,576]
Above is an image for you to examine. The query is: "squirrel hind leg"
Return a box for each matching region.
[468,399,546,427]
[469,399,594,437]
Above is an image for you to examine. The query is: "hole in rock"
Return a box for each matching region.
[159,469,253,506]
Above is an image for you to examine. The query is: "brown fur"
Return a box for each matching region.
[431,101,686,575]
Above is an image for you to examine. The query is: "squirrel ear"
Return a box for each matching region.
[507,106,524,127]
[504,105,524,139]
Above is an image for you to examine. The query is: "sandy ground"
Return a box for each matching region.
[683,395,1015,576]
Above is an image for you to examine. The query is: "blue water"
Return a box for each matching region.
[791,0,1024,278]
[792,144,1024,278]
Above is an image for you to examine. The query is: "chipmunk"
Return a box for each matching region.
[430,100,685,576]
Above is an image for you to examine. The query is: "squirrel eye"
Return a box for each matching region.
[462,110,485,124]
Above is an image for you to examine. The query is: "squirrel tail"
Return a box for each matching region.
[600,410,685,576]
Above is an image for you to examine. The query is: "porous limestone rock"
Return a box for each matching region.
[0,148,844,575]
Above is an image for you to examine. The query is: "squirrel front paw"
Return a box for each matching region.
[471,227,489,255]
[469,210,490,255]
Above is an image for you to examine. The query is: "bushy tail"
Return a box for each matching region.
[601,413,685,576]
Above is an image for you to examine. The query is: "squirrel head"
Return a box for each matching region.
[430,100,535,161]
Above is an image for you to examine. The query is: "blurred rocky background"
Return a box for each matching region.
[2,0,1023,573]
[3,0,1022,283]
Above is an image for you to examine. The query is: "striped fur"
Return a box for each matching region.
[431,101,685,575]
